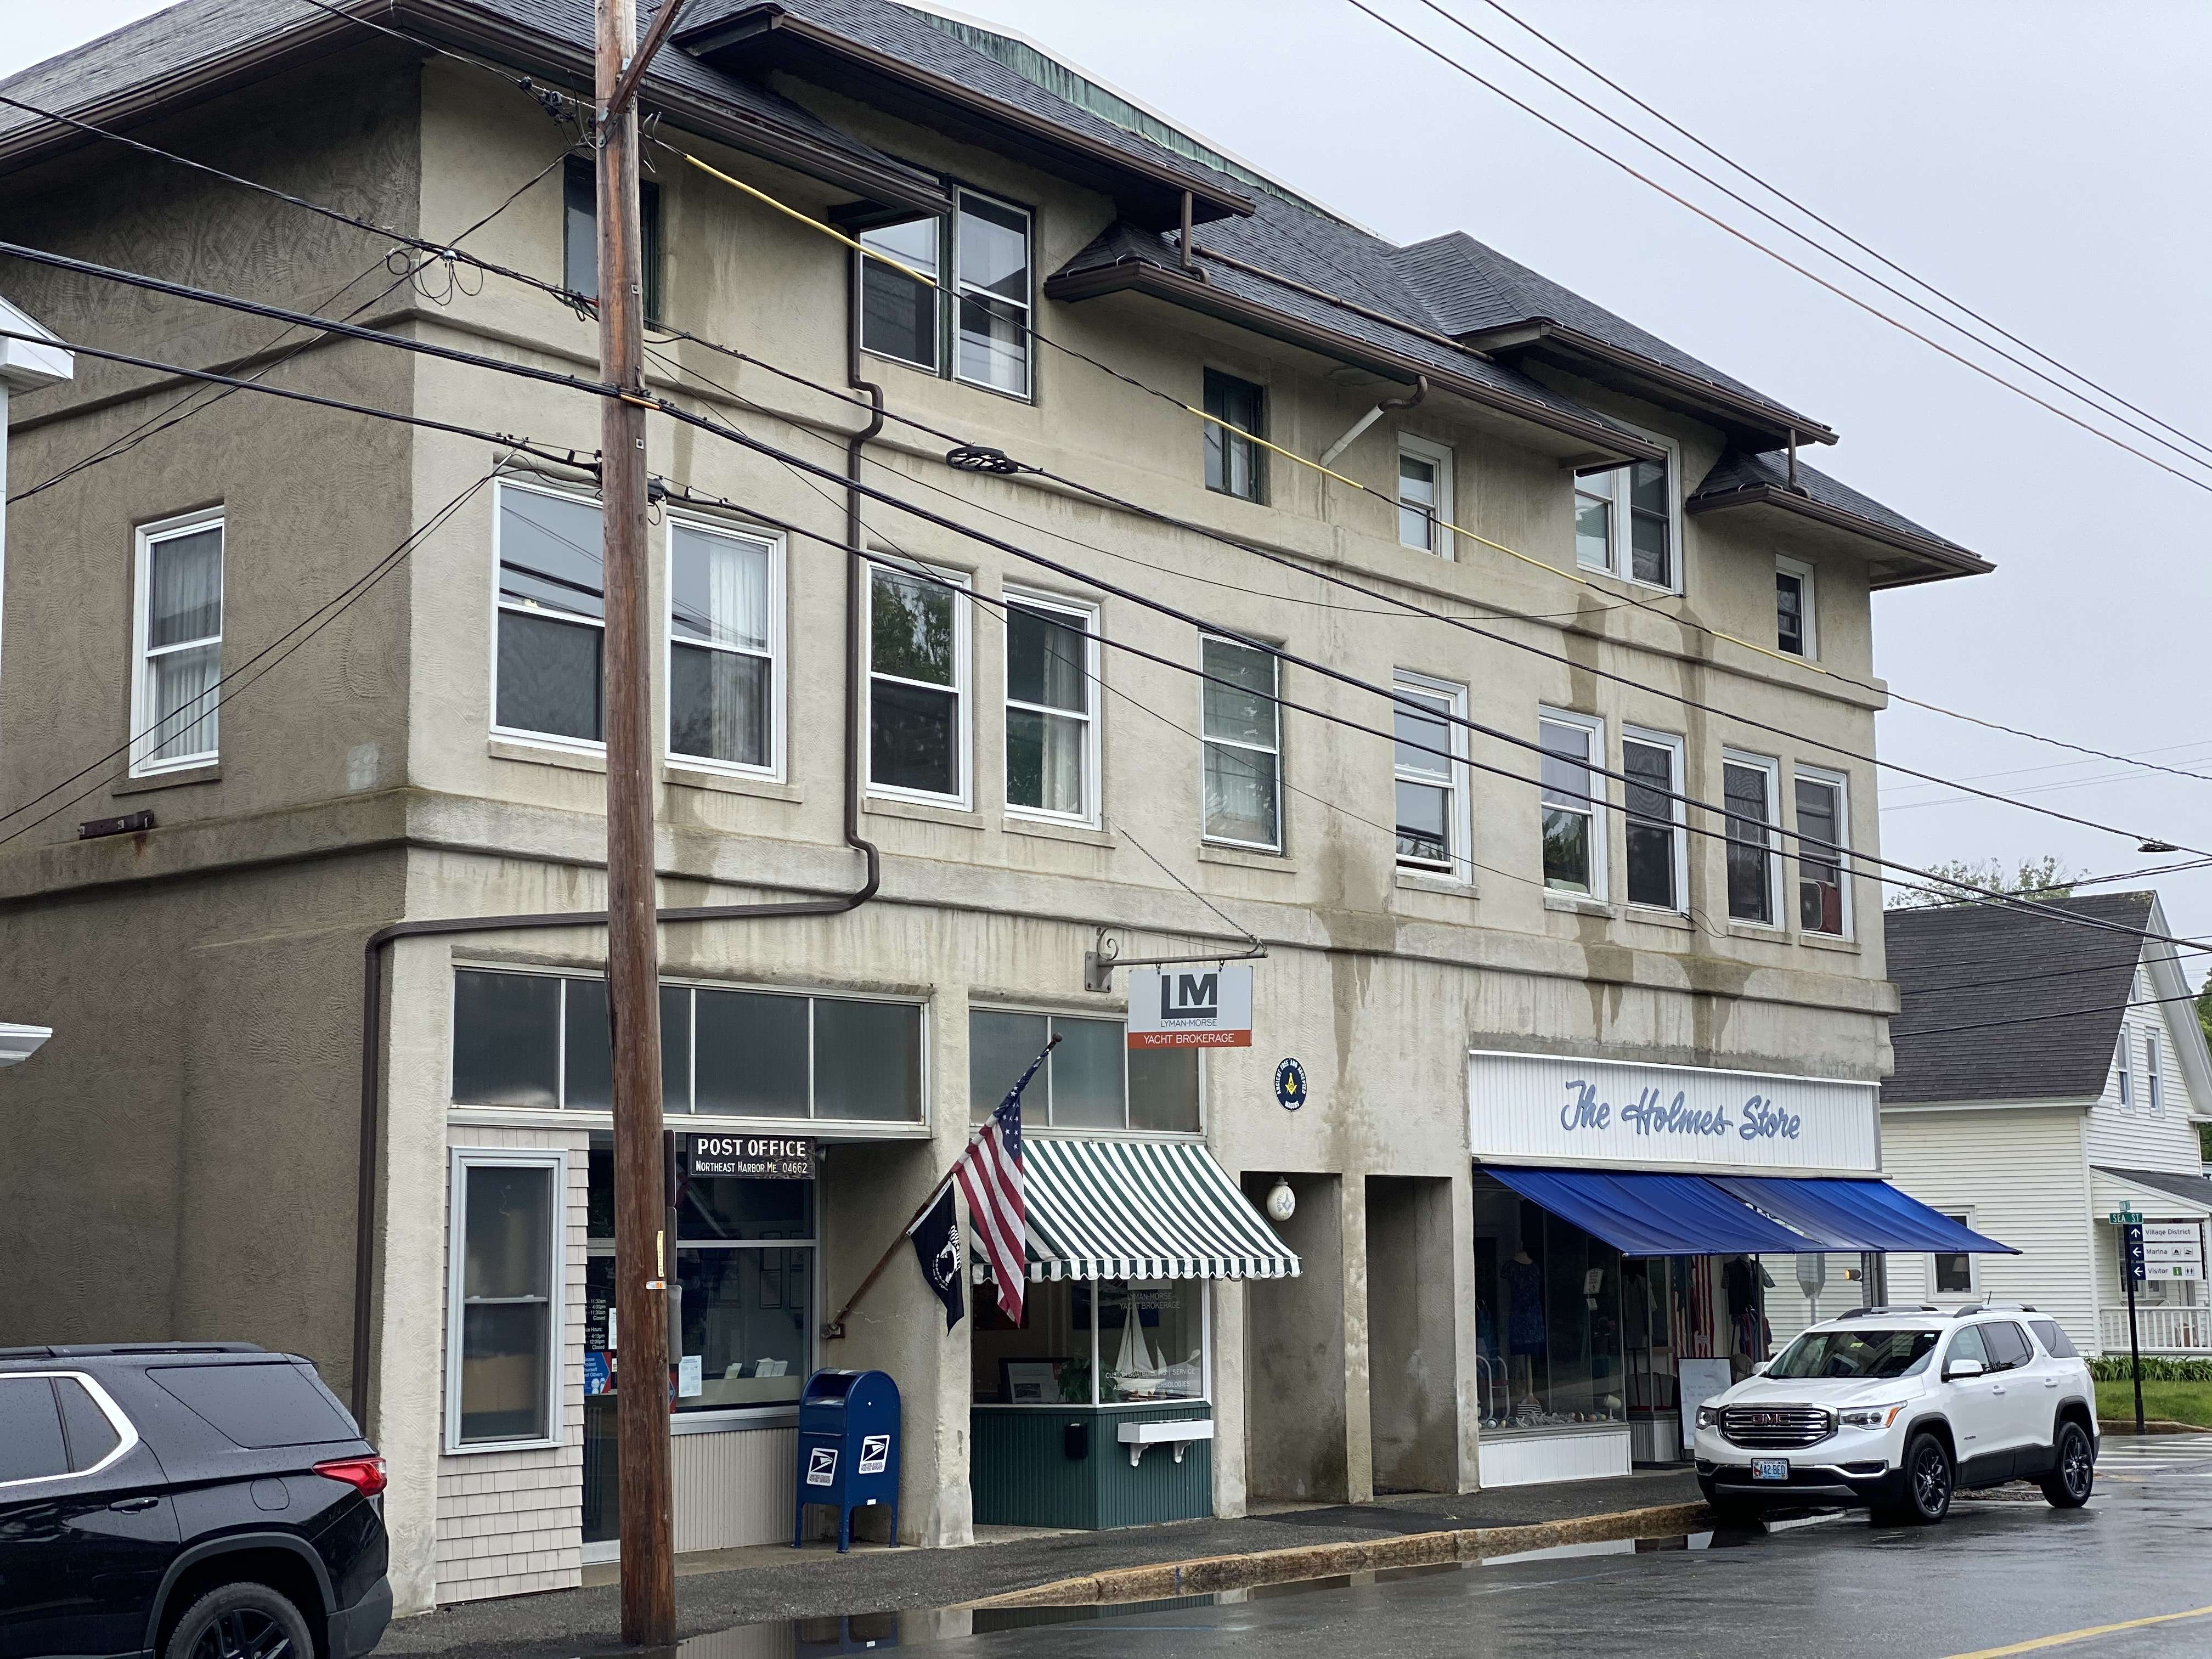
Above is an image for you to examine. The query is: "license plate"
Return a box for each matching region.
[1752,1459,1790,1482]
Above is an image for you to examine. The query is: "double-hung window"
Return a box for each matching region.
[868,563,969,804]
[667,518,781,776]
[494,481,605,747]
[1004,592,1097,823]
[955,191,1032,396]
[447,1148,563,1451]
[1203,370,1266,502]
[859,193,1034,397]
[563,157,662,319]
[859,216,943,371]
[2148,1031,2163,1115]
[1775,556,1815,658]
[1722,752,1781,924]
[970,1008,1200,1134]
[1200,635,1281,849]
[1538,709,1604,898]
[1572,450,1675,589]
[1794,769,1849,935]
[2117,1032,2134,1108]
[1392,674,1467,876]
[1622,728,1686,911]
[1397,435,1453,555]
[132,511,224,774]
[1933,1221,1976,1296]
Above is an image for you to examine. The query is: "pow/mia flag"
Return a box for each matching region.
[909,1184,965,1331]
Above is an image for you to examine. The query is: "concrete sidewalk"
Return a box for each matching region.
[376,1468,1704,1657]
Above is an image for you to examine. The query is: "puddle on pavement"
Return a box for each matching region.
[652,1528,1767,1658]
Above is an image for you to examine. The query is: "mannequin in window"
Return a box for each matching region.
[1503,1243,1545,1404]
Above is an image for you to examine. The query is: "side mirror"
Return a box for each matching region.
[1751,1360,1771,1377]
[1944,1358,1986,1382]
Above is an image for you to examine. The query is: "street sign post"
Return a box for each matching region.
[2121,1220,2147,1435]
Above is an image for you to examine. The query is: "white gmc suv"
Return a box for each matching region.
[1694,1305,2098,1526]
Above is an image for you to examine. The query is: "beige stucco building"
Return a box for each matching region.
[1,0,1995,1616]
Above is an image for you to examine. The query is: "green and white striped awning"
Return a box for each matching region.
[1021,1137,1300,1282]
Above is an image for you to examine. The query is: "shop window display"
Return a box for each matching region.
[972,1277,1205,1404]
[1471,1176,1623,1431]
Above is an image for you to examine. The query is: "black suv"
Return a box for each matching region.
[0,1343,390,1659]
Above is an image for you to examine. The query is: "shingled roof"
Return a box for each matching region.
[1884,893,2155,1105]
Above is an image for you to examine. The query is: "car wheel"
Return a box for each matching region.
[1891,1431,1953,1526]
[2040,1422,2095,1509]
[164,1581,314,1659]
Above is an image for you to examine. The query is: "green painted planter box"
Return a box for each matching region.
[970,1403,1213,1529]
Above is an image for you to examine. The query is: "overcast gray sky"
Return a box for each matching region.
[11,1,2211,961]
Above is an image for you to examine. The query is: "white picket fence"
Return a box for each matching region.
[2101,1305,2212,1353]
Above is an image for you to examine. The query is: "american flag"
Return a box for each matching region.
[956,1040,1051,1324]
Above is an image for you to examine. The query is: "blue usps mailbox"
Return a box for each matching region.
[793,1368,900,1551]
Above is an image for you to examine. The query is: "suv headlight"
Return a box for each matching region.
[1838,1405,1903,1431]
[1695,1405,1719,1430]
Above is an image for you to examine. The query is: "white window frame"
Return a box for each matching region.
[952,188,1034,401]
[1538,707,1607,901]
[1792,764,1852,939]
[866,561,973,809]
[1620,725,1688,915]
[2148,1029,2163,1115]
[1933,1211,1978,1297]
[1721,748,1783,927]
[1396,433,1455,558]
[130,507,225,776]
[1198,633,1283,852]
[1002,588,1101,828]
[1775,555,1816,659]
[1392,672,1469,878]
[2117,1030,2134,1108]
[444,1146,567,1455]
[1571,430,1682,595]
[490,477,606,757]
[662,512,785,782]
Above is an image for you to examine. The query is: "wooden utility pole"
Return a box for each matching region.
[597,0,674,1642]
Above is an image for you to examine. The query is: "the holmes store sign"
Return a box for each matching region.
[1468,1051,1880,1174]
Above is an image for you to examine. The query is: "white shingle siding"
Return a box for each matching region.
[1879,1106,2097,1351]
[436,1124,588,1604]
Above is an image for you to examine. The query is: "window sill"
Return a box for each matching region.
[1724,920,1788,941]
[112,763,221,797]
[1798,930,1860,954]
[1005,814,1114,849]
[1396,868,1475,898]
[490,736,605,775]
[864,794,984,830]
[1620,904,1695,932]
[1542,891,1615,918]
[1198,841,1294,873]
[443,1435,562,1459]
[664,764,799,804]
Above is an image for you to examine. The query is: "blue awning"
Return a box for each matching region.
[1482,1166,2018,1257]
[1481,1166,1815,1257]
[1714,1176,2018,1255]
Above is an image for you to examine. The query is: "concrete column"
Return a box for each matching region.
[1242,1173,1367,1503]
[1209,1278,1248,1518]
[1449,1167,1482,1492]
[1364,1176,1468,1494]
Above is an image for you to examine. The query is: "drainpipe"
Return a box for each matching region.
[1317,374,1430,469]
[346,279,888,1431]
[1177,190,1201,280]
[1786,427,1799,490]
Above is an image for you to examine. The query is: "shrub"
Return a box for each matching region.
[2089,1355,2212,1383]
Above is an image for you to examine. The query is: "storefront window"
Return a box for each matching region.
[1471,1174,1623,1431]
[453,969,923,1121]
[968,1008,1200,1133]
[971,1277,1206,1404]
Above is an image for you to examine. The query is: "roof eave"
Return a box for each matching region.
[1045,257,1664,465]
[677,5,1252,229]
[1461,319,1836,450]
[1686,482,1993,589]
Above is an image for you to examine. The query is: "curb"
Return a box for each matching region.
[964,1500,1715,1608]
[2102,1419,2202,1435]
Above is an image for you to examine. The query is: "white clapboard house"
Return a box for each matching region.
[1880,891,2212,1354]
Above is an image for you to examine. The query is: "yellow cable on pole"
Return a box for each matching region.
[675,146,1828,678]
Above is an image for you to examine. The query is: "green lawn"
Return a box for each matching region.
[2096,1378,2212,1428]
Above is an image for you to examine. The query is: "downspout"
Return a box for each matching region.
[1177,190,1201,280]
[1317,374,1429,469]
[347,278,887,1431]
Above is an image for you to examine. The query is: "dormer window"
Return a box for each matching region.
[1573,443,1678,591]
[857,190,1033,399]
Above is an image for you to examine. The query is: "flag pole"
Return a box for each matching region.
[822,1034,1057,1339]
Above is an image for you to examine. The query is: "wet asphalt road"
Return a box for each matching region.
[685,1434,2212,1659]
[921,1435,2212,1659]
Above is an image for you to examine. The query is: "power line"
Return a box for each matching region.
[1344,0,2212,498]
[1404,0,2212,476]
[1454,0,2212,469]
